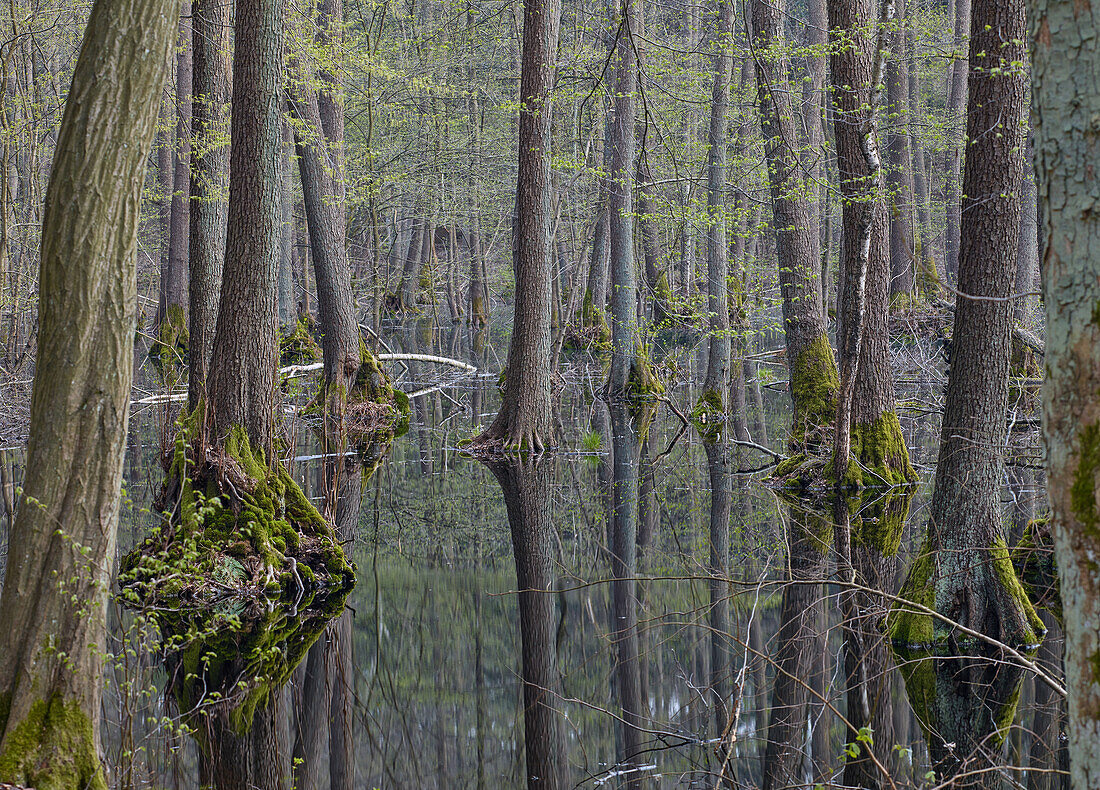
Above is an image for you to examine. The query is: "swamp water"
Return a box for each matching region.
[3,322,1064,789]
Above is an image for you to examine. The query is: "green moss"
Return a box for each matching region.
[1071,421,1100,545]
[690,387,724,443]
[279,314,321,366]
[990,535,1045,645]
[790,333,839,445]
[625,345,665,407]
[0,694,107,790]
[1011,516,1061,622]
[888,536,936,646]
[840,411,916,489]
[150,302,189,367]
[852,487,913,556]
[773,452,807,478]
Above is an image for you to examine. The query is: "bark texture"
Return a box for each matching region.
[207,0,285,456]
[1031,0,1100,782]
[892,0,1041,648]
[0,0,178,783]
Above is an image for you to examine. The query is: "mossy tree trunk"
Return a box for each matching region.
[891,0,1041,649]
[487,454,562,790]
[0,0,178,783]
[472,0,558,452]
[188,0,231,409]
[207,0,285,456]
[750,0,839,444]
[1031,0,1100,782]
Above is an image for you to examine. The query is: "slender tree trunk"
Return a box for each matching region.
[750,0,839,444]
[607,0,639,396]
[1032,0,1100,781]
[473,0,559,451]
[164,3,192,337]
[188,0,231,408]
[944,0,970,281]
[0,0,178,781]
[891,0,1041,648]
[700,0,733,409]
[886,0,915,297]
[278,123,295,330]
[207,0,286,456]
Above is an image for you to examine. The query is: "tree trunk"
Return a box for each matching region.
[944,0,970,282]
[891,0,1041,648]
[750,0,839,444]
[164,3,192,341]
[607,0,639,396]
[398,208,424,312]
[188,0,231,408]
[487,455,562,789]
[885,0,915,298]
[206,0,286,457]
[277,123,295,330]
[472,0,559,451]
[700,0,733,410]
[1031,0,1100,782]
[0,0,178,782]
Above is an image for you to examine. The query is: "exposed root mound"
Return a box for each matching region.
[122,416,353,607]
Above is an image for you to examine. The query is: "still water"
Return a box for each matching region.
[70,322,1066,788]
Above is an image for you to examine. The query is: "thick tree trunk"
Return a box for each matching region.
[488,455,562,789]
[891,0,1041,648]
[750,0,838,444]
[0,0,178,782]
[1031,0,1100,782]
[207,0,285,457]
[188,0,231,408]
[607,0,638,396]
[472,0,559,451]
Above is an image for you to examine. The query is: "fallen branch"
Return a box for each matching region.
[376,353,477,372]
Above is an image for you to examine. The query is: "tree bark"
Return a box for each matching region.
[164,3,192,336]
[472,0,559,451]
[0,0,178,782]
[944,0,970,282]
[885,0,915,297]
[892,0,1041,648]
[188,0,231,408]
[1031,0,1100,782]
[207,0,286,457]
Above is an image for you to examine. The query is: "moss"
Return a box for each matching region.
[852,487,913,557]
[563,289,611,351]
[625,345,665,407]
[690,387,724,444]
[840,411,916,489]
[0,694,107,790]
[790,333,839,445]
[150,302,189,367]
[990,535,1045,645]
[1071,421,1100,546]
[888,536,936,647]
[279,314,321,366]
[1011,516,1061,622]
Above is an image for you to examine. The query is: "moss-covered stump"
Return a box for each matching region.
[160,585,348,743]
[279,314,321,366]
[149,303,189,368]
[789,334,839,450]
[563,290,612,352]
[625,346,666,407]
[122,417,353,606]
[894,648,1026,786]
[887,529,1045,650]
[1011,515,1061,623]
[302,339,411,440]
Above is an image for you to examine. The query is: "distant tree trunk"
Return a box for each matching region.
[188,0,231,408]
[805,0,828,308]
[488,455,562,789]
[467,84,488,326]
[944,0,970,281]
[164,3,192,339]
[157,106,173,325]
[1015,134,1038,325]
[472,0,559,451]
[277,124,295,330]
[750,0,838,444]
[885,0,915,297]
[636,154,670,328]
[705,439,733,751]
[1031,0,1100,782]
[206,0,285,456]
[891,0,1041,648]
[398,209,424,311]
[700,0,733,410]
[0,0,177,781]
[607,0,639,396]
[907,30,938,292]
